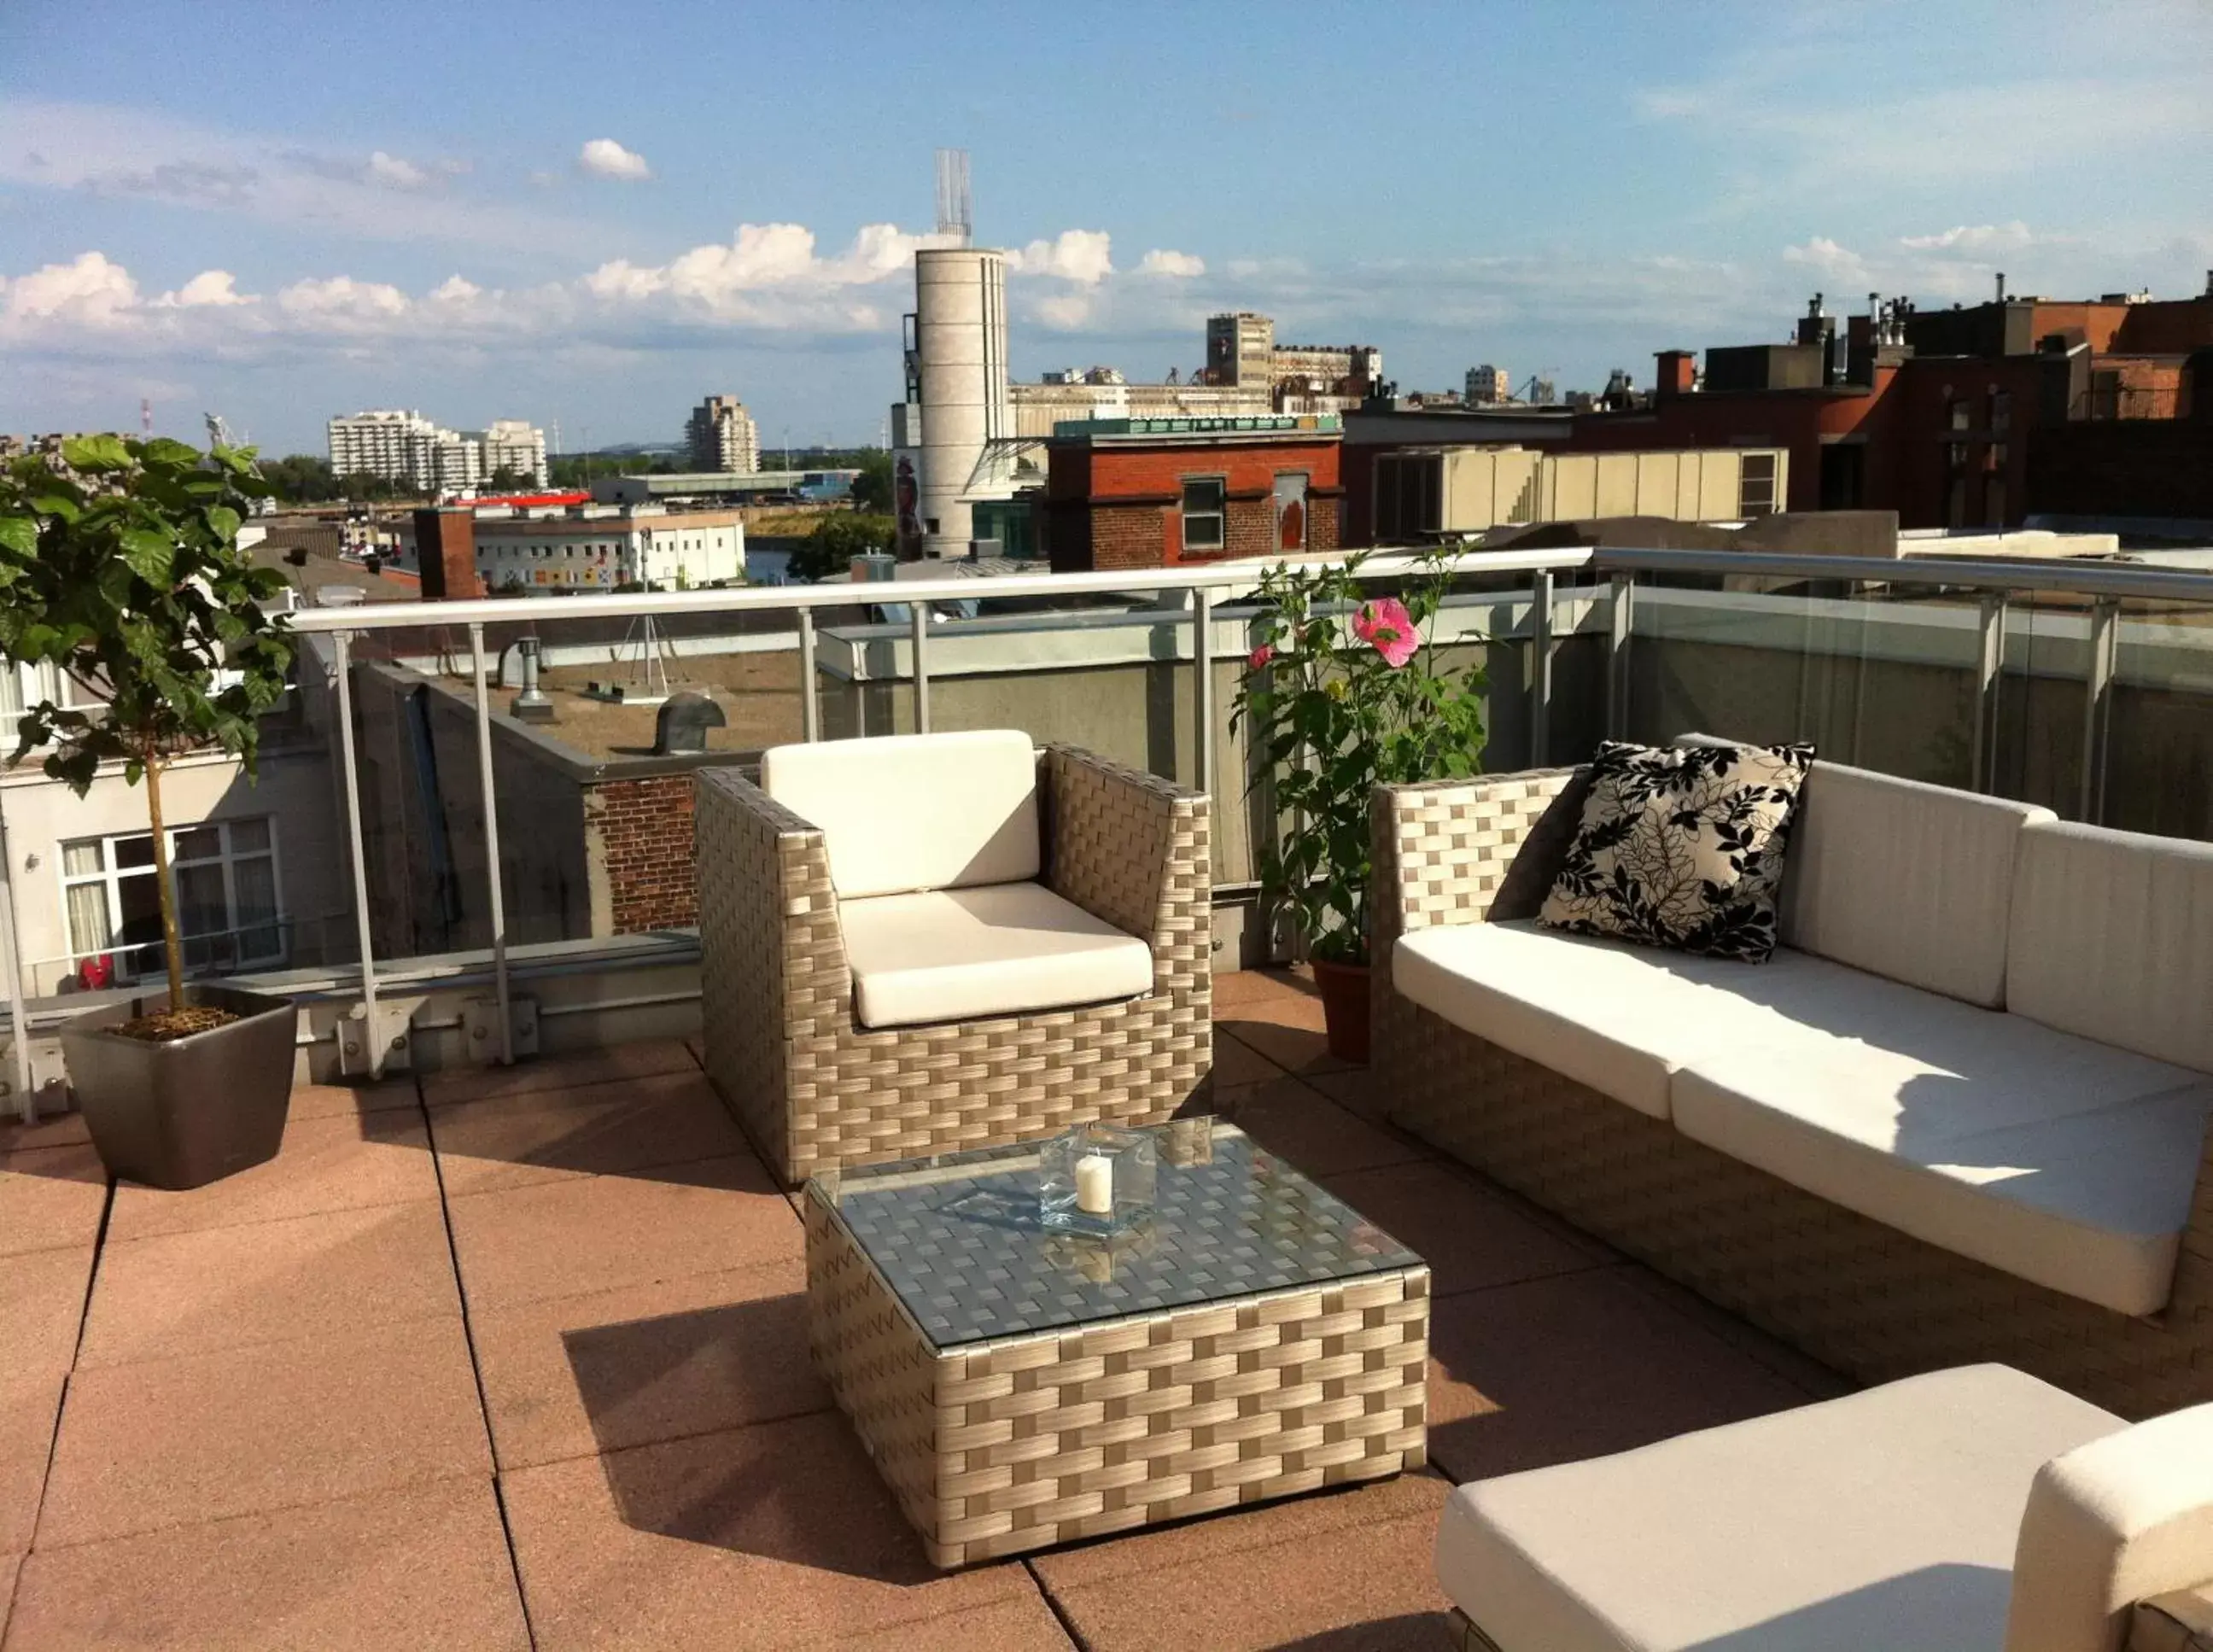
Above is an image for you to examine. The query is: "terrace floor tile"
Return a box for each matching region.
[1209,967,1314,1011]
[282,1077,421,1123]
[3,1477,529,1652]
[103,1111,437,1241]
[429,1069,749,1196]
[1220,1076,1427,1176]
[0,1110,91,1153]
[1323,1159,1606,1298]
[1031,1473,1457,1652]
[1424,1265,1813,1485]
[500,1411,1046,1651]
[1213,992,1349,1077]
[445,1153,796,1313]
[0,1148,108,1260]
[38,1317,489,1548]
[76,1201,461,1370]
[1209,1029,1289,1091]
[0,1375,65,1556]
[421,1039,700,1107]
[470,1259,822,1471]
[0,1247,93,1387]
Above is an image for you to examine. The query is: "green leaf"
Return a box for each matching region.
[119,528,177,586]
[0,514,36,558]
[61,434,131,472]
[137,437,201,469]
[204,505,242,544]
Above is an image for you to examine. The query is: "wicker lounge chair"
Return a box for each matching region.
[697,732,1212,1185]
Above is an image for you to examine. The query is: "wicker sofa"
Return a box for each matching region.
[697,732,1212,1185]
[1373,754,2213,1416]
[1434,1363,2213,1652]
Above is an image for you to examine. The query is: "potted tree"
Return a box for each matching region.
[1231,551,1487,1061]
[1,435,298,1188]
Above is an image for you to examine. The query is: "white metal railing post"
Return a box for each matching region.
[332,631,385,1078]
[467,623,515,1065]
[1529,570,1554,768]
[1605,574,1634,739]
[0,806,33,1123]
[798,609,821,742]
[910,604,931,734]
[1194,587,1216,797]
[1971,593,2006,794]
[2081,596,2120,825]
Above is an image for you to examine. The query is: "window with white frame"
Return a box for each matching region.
[59,818,283,983]
[1180,477,1227,552]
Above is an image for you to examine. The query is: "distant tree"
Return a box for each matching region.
[789,512,896,582]
[260,453,341,505]
[339,470,400,503]
[850,450,893,513]
[488,466,533,492]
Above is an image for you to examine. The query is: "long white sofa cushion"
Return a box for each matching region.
[1779,761,2053,1008]
[1393,919,1760,1119]
[2007,819,2213,1076]
[1434,1364,2122,1652]
[839,881,1152,1030]
[1669,950,2213,1316]
[760,730,1040,899]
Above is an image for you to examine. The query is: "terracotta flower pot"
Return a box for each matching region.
[1309,957,1371,1065]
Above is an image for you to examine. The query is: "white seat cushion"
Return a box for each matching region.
[1670,951,2213,1316]
[1393,919,1778,1120]
[1435,1364,2123,1652]
[839,882,1153,1030]
[760,730,1040,899]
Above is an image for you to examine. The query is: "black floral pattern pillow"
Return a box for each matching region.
[1538,739,1815,962]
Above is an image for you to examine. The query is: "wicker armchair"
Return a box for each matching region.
[1371,768,2213,1418]
[697,742,1211,1185]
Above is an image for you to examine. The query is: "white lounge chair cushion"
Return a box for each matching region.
[2006,1401,2213,1652]
[1779,759,2052,1007]
[1393,919,1759,1119]
[1669,951,2213,1316]
[760,729,1040,899]
[1434,1364,2123,1652]
[839,882,1152,1030]
[2007,820,2213,1076]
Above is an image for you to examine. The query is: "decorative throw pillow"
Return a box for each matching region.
[1538,739,1815,962]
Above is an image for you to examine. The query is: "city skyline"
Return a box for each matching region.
[3,0,2210,455]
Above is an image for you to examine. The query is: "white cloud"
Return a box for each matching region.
[365,150,429,190]
[1136,248,1206,278]
[1782,236,1869,283]
[2,251,139,327]
[1007,230,1114,284]
[165,269,253,307]
[276,275,410,324]
[578,138,651,181]
[1898,220,2035,254]
[427,274,482,303]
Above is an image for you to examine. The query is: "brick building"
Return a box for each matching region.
[1042,417,1343,572]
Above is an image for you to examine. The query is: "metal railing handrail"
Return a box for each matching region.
[1593,546,2213,601]
[281,547,1597,633]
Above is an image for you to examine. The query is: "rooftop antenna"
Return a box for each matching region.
[140,397,152,435]
[934,148,972,247]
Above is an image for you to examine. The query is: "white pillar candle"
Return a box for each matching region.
[1074,1153,1114,1216]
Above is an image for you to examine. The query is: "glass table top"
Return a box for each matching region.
[808,1119,1424,1351]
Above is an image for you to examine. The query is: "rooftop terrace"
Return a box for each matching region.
[0,973,1844,1651]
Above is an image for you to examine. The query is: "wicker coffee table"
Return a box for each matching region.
[803,1118,1430,1568]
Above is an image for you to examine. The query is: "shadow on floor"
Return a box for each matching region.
[1270,1614,1461,1650]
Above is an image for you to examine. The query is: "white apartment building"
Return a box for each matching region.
[686,395,761,475]
[1466,365,1511,405]
[326,410,549,493]
[481,418,550,486]
[396,504,745,592]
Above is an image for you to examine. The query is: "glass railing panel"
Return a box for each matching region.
[2103,594,2213,843]
[1987,590,2093,817]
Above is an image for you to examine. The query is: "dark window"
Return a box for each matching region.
[1180,478,1226,552]
[1373,453,1441,542]
[1738,452,1777,517]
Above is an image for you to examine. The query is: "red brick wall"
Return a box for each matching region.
[1044,436,1341,569]
[588,774,698,932]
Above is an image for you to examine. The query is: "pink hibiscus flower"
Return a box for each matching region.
[1247,643,1276,670]
[1353,597,1419,668]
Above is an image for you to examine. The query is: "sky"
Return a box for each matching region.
[3,0,2210,458]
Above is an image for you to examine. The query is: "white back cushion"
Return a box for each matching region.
[759,730,1040,899]
[1668,738,2052,1007]
[2006,1402,2213,1652]
[2007,820,2213,1075]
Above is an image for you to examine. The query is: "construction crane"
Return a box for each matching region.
[1515,373,1559,406]
[204,412,237,450]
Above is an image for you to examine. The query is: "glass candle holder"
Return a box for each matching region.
[1039,1123,1157,1237]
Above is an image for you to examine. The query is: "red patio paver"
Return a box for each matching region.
[0,1147,106,1260]
[103,1110,438,1241]
[429,1069,749,1197]
[420,1037,699,1107]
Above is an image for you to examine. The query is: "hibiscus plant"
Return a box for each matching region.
[1230,550,1487,966]
[1,435,291,1028]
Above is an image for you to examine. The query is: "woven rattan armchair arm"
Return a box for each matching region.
[694,766,851,1065]
[1370,768,1590,958]
[1045,746,1212,998]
